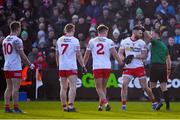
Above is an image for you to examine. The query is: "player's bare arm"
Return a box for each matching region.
[118,48,125,62]
[55,48,59,67]
[13,40,32,66]
[110,47,123,65]
[83,50,91,66]
[76,50,87,72]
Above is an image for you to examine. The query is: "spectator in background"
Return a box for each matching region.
[21,30,32,55]
[154,12,166,25]
[28,47,39,63]
[75,17,89,50]
[0,6,6,27]
[24,9,37,40]
[72,15,79,25]
[46,47,56,68]
[113,10,127,27]
[0,16,14,36]
[52,38,57,47]
[39,0,53,19]
[38,16,45,24]
[71,0,85,17]
[167,36,180,62]
[0,31,5,55]
[53,15,67,37]
[161,28,169,45]
[34,52,48,70]
[144,17,153,31]
[154,20,161,30]
[167,16,177,36]
[106,0,122,13]
[46,29,56,47]
[0,30,5,99]
[138,0,156,18]
[113,10,129,39]
[155,0,176,17]
[66,4,76,22]
[111,28,121,70]
[112,28,121,48]
[47,24,54,32]
[97,5,113,28]
[124,0,137,30]
[38,22,46,31]
[86,26,96,44]
[33,30,46,48]
[174,25,180,44]
[76,16,90,42]
[86,0,101,19]
[20,18,28,31]
[175,5,180,23]
[21,0,34,18]
[50,7,59,24]
[125,0,137,19]
[0,0,4,6]
[56,1,66,15]
[136,7,144,22]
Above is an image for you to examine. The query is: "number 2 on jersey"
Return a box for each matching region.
[61,44,69,55]
[97,43,104,55]
[3,43,13,55]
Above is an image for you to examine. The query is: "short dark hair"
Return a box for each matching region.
[64,23,75,33]
[10,21,21,32]
[97,24,109,33]
[133,25,142,31]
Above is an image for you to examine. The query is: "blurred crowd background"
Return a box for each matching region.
[0,0,180,70]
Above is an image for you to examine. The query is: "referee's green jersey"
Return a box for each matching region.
[150,39,168,64]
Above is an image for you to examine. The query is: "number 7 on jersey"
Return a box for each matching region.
[61,44,69,55]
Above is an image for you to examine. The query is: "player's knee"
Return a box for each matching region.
[122,82,128,89]
[12,89,19,94]
[6,87,12,93]
[69,85,76,91]
[61,86,68,91]
[160,83,167,91]
[95,84,103,89]
[160,86,168,92]
[141,84,148,91]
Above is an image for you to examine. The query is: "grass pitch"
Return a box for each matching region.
[0,101,180,119]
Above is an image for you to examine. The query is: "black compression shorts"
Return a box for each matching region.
[150,64,167,83]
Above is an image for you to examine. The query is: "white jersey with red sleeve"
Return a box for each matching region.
[120,37,146,68]
[56,36,80,70]
[3,35,23,71]
[87,36,115,70]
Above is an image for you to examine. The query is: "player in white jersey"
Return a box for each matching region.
[118,25,156,110]
[56,23,86,112]
[84,24,123,111]
[2,21,34,113]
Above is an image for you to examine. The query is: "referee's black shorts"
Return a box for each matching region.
[150,63,167,83]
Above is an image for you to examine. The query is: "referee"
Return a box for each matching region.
[144,29,171,111]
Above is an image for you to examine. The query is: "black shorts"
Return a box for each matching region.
[150,64,167,83]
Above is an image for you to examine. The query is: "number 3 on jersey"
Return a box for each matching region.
[61,44,69,55]
[97,43,104,55]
